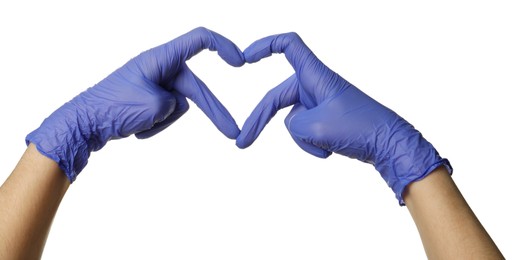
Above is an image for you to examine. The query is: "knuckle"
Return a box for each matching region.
[192,26,209,36]
[283,32,303,45]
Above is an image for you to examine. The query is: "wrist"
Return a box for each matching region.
[26,101,95,182]
[374,122,452,205]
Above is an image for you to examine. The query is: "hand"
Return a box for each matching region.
[236,33,451,205]
[26,27,244,182]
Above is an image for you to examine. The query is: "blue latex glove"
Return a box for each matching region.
[26,27,244,182]
[236,33,452,205]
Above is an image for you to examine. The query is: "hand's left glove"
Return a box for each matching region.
[26,27,244,182]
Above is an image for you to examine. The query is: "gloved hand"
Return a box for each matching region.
[236,33,451,205]
[26,27,244,182]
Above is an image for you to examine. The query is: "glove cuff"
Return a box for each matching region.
[393,158,452,205]
[25,102,94,183]
[374,123,453,206]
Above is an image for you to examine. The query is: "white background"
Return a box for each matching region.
[1,1,521,259]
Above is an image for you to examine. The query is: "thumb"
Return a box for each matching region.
[173,64,239,139]
[285,103,332,159]
[135,92,189,139]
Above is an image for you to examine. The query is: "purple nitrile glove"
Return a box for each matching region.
[27,27,244,182]
[236,32,451,205]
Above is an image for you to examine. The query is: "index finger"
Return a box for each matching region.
[137,27,245,83]
[172,27,245,67]
[243,32,318,75]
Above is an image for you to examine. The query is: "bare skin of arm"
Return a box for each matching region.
[0,144,69,260]
[404,166,504,259]
[0,146,505,259]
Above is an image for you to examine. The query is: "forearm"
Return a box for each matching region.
[0,144,69,260]
[403,167,503,259]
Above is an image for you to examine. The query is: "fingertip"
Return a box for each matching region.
[235,137,250,149]
[315,150,333,159]
[134,132,148,139]
[243,36,275,63]
[211,110,240,140]
[180,27,245,67]
[289,132,331,159]
[235,124,257,148]
[223,125,241,140]
[209,29,245,67]
[218,44,245,67]
[214,109,240,140]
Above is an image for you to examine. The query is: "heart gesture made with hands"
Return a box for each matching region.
[27,27,450,204]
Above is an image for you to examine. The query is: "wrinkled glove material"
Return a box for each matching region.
[27,27,244,182]
[236,32,452,205]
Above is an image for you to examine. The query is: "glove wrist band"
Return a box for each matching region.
[374,126,453,205]
[26,102,95,182]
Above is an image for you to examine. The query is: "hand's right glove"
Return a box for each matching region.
[236,33,452,205]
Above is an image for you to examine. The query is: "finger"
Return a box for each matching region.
[137,27,244,84]
[243,32,343,106]
[243,32,317,73]
[135,92,189,139]
[236,75,299,148]
[172,27,245,67]
[173,65,240,139]
[284,104,331,158]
